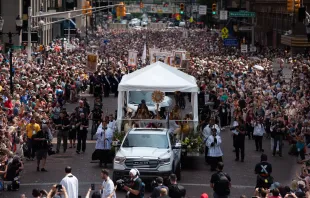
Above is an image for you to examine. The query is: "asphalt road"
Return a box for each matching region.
[4,94,298,198]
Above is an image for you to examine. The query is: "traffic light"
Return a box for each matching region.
[140,2,144,9]
[287,0,294,13]
[212,3,217,14]
[180,3,184,14]
[294,0,301,12]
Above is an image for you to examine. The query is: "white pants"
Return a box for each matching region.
[271,138,279,151]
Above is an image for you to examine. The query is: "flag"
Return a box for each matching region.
[142,43,146,64]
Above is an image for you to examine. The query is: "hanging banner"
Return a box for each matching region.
[128,50,138,67]
[173,50,187,67]
[87,53,98,72]
[155,52,172,64]
[149,48,161,63]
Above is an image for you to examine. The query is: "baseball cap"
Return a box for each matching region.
[201,193,209,198]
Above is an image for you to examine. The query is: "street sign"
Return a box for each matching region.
[220,10,228,20]
[229,11,256,18]
[241,44,248,53]
[192,5,198,12]
[199,5,207,15]
[221,27,229,34]
[221,27,229,39]
[12,46,23,49]
[239,26,252,31]
[223,38,238,46]
[250,46,257,52]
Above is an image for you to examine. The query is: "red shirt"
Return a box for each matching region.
[4,99,13,115]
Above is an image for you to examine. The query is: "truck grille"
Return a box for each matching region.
[125,159,159,168]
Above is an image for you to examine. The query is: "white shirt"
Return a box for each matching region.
[96,126,113,150]
[107,120,116,132]
[101,177,116,198]
[206,135,223,157]
[253,123,265,136]
[60,173,79,198]
[203,124,220,141]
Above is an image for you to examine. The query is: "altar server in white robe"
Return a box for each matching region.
[206,128,223,171]
[203,118,220,163]
[92,120,114,168]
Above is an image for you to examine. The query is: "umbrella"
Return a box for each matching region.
[253,65,264,71]
[249,56,261,61]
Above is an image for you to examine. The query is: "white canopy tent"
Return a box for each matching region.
[117,61,199,131]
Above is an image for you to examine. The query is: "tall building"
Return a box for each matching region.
[0,0,23,46]
[253,0,310,48]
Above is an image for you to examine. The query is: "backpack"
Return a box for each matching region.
[139,179,145,198]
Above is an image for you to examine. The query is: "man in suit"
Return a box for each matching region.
[101,73,111,97]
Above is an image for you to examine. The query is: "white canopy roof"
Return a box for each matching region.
[118,61,198,92]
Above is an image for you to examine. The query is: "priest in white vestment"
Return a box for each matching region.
[206,128,223,171]
[203,119,220,163]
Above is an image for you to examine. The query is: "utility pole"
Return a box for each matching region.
[27,6,32,61]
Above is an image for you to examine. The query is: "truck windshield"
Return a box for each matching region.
[122,134,169,149]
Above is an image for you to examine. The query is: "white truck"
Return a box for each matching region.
[113,128,182,183]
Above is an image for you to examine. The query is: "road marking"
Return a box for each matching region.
[20,182,255,189]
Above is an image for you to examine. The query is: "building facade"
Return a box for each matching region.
[0,0,23,46]
[253,0,310,48]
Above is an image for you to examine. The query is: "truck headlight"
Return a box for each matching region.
[114,156,126,164]
[159,158,171,165]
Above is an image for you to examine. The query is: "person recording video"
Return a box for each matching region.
[123,168,144,198]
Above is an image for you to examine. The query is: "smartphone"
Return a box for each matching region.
[91,183,95,190]
[56,184,62,192]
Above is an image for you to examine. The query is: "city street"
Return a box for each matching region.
[5,94,298,198]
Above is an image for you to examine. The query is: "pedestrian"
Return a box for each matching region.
[76,112,89,154]
[56,111,70,153]
[253,117,265,152]
[150,177,169,198]
[159,188,170,198]
[100,169,116,198]
[92,120,114,167]
[203,118,220,164]
[206,128,223,171]
[272,115,285,157]
[232,116,246,162]
[168,174,186,198]
[26,118,41,160]
[33,122,52,172]
[123,168,144,198]
[210,162,231,198]
[60,166,78,198]
[68,112,78,148]
[255,154,273,189]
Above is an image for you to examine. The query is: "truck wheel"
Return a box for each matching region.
[175,163,181,181]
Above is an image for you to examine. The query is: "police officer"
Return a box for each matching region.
[255,154,273,189]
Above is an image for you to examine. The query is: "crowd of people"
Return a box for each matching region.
[0,25,307,198]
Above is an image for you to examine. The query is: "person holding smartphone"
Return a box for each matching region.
[46,184,69,198]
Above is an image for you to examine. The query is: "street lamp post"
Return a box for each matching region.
[0,16,23,96]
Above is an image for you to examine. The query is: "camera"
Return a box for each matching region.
[116,178,130,189]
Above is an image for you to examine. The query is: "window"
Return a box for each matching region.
[123,134,169,149]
